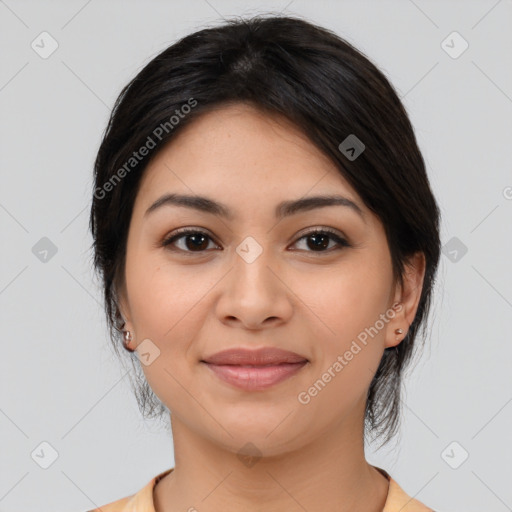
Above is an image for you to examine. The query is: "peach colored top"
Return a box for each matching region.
[87,466,434,511]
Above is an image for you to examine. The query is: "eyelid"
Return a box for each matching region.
[292,226,350,252]
[161,226,350,254]
[295,226,348,242]
[161,227,220,252]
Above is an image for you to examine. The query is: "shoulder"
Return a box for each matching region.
[84,494,137,512]
[84,494,134,511]
[385,476,435,512]
[374,465,435,512]
[85,467,174,512]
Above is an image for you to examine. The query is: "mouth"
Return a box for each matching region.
[201,346,308,366]
[200,346,309,391]
[201,360,308,391]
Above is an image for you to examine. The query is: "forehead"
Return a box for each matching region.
[136,103,362,214]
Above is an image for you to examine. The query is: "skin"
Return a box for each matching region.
[118,102,426,512]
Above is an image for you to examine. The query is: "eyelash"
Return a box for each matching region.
[161,227,350,255]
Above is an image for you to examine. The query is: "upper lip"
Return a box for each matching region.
[201,347,308,366]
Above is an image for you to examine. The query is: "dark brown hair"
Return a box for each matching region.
[89,14,441,448]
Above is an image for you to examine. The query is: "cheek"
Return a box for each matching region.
[125,257,206,409]
[124,248,221,367]
[292,268,390,417]
[126,249,204,341]
[310,259,390,334]
[301,255,392,377]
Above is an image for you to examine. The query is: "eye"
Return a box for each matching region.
[161,227,350,255]
[162,228,219,253]
[291,228,350,253]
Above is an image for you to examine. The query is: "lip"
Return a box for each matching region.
[200,347,309,391]
[203,362,308,390]
[201,347,308,366]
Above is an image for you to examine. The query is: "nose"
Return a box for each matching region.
[214,246,294,331]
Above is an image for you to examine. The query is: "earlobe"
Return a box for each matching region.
[117,297,136,352]
[385,252,426,349]
[385,304,407,349]
[116,283,137,352]
[122,329,135,352]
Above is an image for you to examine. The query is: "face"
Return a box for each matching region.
[119,103,424,457]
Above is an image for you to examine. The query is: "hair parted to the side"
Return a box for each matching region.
[89,14,441,449]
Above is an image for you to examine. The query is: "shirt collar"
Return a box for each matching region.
[122,466,432,512]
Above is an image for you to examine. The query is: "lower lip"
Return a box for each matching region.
[202,362,308,390]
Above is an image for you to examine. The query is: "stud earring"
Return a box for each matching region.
[394,327,405,342]
[123,330,135,352]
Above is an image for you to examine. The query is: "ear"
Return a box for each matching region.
[385,252,426,349]
[116,280,134,333]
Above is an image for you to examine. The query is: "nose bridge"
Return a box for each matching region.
[216,233,292,328]
[232,234,277,298]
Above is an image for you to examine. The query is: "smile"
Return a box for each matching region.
[201,361,308,391]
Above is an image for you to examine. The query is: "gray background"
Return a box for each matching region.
[1,0,511,510]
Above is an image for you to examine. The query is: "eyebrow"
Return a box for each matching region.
[144,193,366,222]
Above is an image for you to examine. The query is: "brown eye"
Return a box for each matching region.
[161,227,349,255]
[292,229,350,252]
[162,229,218,253]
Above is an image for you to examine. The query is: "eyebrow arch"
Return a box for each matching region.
[144,193,366,222]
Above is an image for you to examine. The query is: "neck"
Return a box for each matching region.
[154,413,389,512]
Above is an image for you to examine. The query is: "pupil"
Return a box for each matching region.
[309,233,328,250]
[187,234,208,251]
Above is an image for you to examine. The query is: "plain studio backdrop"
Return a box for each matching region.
[1,1,511,511]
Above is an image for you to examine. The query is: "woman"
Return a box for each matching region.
[88,14,440,512]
